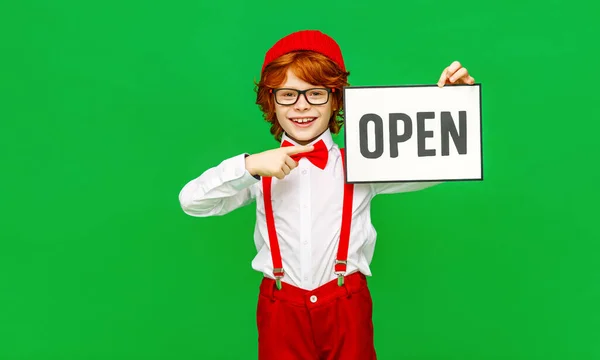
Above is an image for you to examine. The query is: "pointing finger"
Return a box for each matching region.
[284,145,314,155]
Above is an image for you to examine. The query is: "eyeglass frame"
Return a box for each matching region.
[269,87,336,106]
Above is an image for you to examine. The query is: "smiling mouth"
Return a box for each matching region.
[290,117,317,124]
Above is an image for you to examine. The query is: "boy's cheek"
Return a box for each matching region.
[275,113,287,127]
[274,108,286,123]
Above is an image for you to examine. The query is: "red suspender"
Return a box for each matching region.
[261,176,285,289]
[335,148,354,286]
[262,148,355,289]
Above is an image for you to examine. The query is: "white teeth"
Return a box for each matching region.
[292,117,315,123]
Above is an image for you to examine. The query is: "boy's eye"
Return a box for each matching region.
[282,92,296,97]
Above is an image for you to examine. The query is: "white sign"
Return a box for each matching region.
[343,84,482,183]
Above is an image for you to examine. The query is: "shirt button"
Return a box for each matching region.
[310,295,318,303]
[304,241,308,245]
[302,170,307,175]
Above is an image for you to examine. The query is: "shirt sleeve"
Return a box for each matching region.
[178,153,260,217]
[370,181,443,195]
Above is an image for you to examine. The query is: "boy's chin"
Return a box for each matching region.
[285,128,327,145]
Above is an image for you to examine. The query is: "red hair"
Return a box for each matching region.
[255,51,350,142]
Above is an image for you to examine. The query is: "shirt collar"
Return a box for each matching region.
[280,128,334,150]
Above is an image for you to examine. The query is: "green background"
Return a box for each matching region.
[1,0,598,359]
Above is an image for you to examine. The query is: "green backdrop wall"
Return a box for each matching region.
[1,0,598,359]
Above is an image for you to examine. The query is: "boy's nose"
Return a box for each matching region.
[294,93,310,110]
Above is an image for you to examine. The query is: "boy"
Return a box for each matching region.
[179,29,475,360]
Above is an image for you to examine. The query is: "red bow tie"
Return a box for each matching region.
[282,139,329,170]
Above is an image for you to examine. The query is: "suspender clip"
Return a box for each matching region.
[335,260,347,286]
[273,268,284,290]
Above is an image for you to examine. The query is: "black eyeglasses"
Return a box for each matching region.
[270,88,334,106]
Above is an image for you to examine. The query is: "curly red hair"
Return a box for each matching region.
[255,51,350,142]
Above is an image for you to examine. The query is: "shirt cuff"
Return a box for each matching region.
[244,154,261,180]
[215,153,260,191]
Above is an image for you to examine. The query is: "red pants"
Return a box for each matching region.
[256,272,377,360]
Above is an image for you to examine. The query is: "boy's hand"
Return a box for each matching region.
[437,61,475,87]
[245,145,314,179]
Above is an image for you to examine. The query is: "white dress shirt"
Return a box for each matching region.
[179,129,440,290]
